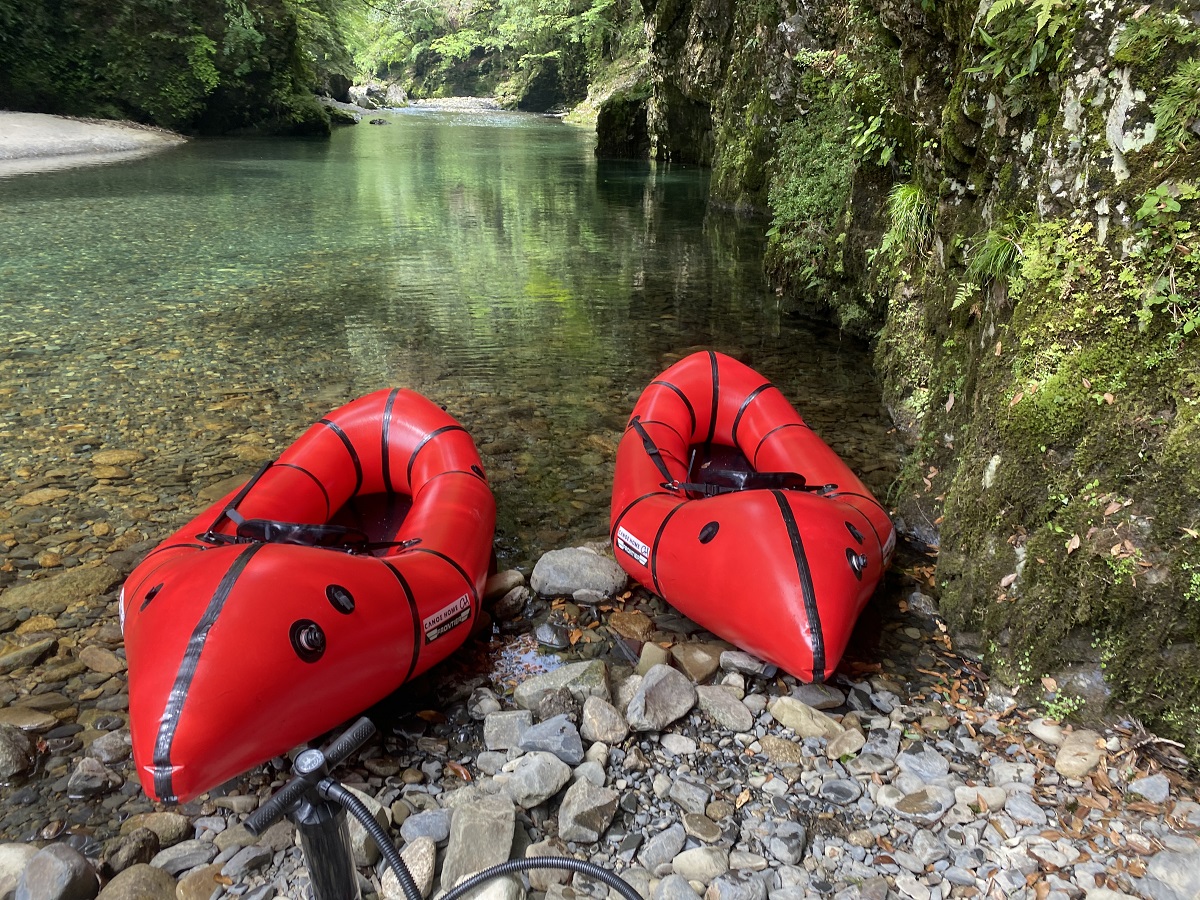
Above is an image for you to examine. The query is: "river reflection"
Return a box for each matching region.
[0,107,899,571]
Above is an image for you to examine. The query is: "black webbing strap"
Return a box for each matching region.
[200,459,275,539]
[630,417,677,487]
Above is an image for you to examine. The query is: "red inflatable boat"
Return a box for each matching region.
[610,351,895,682]
[121,389,496,803]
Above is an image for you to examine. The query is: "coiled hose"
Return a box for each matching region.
[322,782,643,900]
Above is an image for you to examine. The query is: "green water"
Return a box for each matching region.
[0,108,899,569]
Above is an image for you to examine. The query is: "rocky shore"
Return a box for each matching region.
[0,112,185,178]
[1,543,1198,900]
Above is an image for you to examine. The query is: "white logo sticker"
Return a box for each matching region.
[423,594,471,643]
[617,526,650,566]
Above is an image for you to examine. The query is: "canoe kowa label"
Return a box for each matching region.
[617,526,649,566]
[423,594,471,643]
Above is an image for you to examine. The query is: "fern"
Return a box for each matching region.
[1154,58,1200,150]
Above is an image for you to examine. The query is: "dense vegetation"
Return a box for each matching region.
[346,0,643,107]
[0,0,642,132]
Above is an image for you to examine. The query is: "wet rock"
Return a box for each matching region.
[149,839,219,876]
[0,638,57,675]
[493,586,530,621]
[174,864,224,900]
[78,646,125,674]
[16,843,97,900]
[655,873,703,900]
[536,687,581,724]
[119,812,189,847]
[0,843,39,898]
[484,570,526,603]
[627,664,696,731]
[609,610,655,642]
[95,863,177,899]
[67,757,122,795]
[221,843,273,879]
[105,827,161,874]
[530,547,626,598]
[719,651,773,677]
[0,725,34,778]
[789,683,845,710]
[0,564,120,614]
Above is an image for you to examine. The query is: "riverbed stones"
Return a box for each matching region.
[1053,728,1104,778]
[439,792,516,889]
[580,696,628,744]
[485,709,533,750]
[694,685,753,732]
[95,863,177,899]
[627,664,696,731]
[556,778,618,842]
[518,714,584,764]
[503,751,571,808]
[17,843,97,900]
[513,660,609,710]
[767,696,844,739]
[0,563,120,614]
[530,546,626,598]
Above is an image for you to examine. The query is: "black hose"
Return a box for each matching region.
[324,780,643,900]
[322,781,424,900]
[440,857,644,900]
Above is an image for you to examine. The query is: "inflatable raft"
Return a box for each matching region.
[609,351,895,682]
[121,389,495,803]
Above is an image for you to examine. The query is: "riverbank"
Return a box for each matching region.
[0,112,185,177]
[1,554,1198,899]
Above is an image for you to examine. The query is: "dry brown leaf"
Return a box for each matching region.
[735,789,751,809]
[1082,377,1092,388]
[1000,573,1018,588]
[1103,392,1115,404]
[446,760,473,782]
[1103,500,1122,517]
[1066,534,1081,554]
[995,340,1003,356]
[1010,391,1024,407]
[945,393,955,412]
[1041,676,1058,692]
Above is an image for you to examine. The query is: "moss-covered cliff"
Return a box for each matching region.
[626,0,1200,751]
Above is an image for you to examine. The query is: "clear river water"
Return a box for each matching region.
[0,106,902,571]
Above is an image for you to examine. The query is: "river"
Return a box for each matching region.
[0,107,900,571]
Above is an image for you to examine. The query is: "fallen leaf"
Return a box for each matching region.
[1082,377,1092,389]
[1133,2,1149,16]
[1041,676,1058,692]
[568,628,582,646]
[945,393,955,412]
[1066,534,1081,554]
[1000,573,1018,588]
[1103,500,1122,517]
[446,760,473,781]
[1103,392,1115,404]
[1010,391,1024,407]
[735,789,751,809]
[1111,543,1123,556]
[995,340,1003,356]
[1181,527,1199,539]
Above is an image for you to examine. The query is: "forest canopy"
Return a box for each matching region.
[0,0,642,133]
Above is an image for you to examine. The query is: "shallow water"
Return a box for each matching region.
[0,107,900,570]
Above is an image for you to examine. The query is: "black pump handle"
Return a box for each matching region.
[244,716,376,836]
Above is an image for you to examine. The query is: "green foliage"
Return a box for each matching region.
[1154,58,1200,151]
[1114,9,1200,66]
[0,0,348,133]
[1130,181,1200,340]
[765,74,856,296]
[969,0,1082,112]
[349,0,639,102]
[878,182,934,265]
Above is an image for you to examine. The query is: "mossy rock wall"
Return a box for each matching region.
[642,0,1200,750]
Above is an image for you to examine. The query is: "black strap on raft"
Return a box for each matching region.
[630,416,834,498]
[196,459,418,554]
[630,417,677,486]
